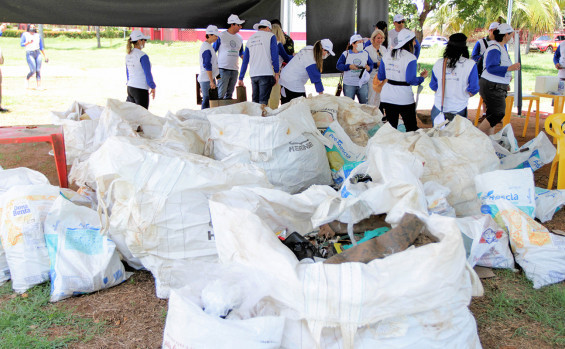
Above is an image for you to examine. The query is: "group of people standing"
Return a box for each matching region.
[124,13,522,135]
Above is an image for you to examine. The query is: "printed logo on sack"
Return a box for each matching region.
[65,227,103,255]
[12,204,31,217]
[515,150,542,171]
[327,132,353,160]
[288,139,313,152]
[479,228,503,244]
[230,40,237,48]
[482,190,519,201]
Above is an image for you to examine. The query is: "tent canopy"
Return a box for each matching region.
[0,0,280,29]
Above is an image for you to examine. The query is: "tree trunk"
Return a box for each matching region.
[417,0,435,43]
[96,26,101,48]
[525,31,533,54]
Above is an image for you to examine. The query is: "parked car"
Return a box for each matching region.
[530,34,565,53]
[421,36,448,48]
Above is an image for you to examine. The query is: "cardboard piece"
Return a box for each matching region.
[473,266,496,279]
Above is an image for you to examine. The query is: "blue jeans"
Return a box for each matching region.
[218,68,238,99]
[430,105,468,121]
[26,50,42,80]
[251,75,275,105]
[343,83,368,104]
[199,81,211,109]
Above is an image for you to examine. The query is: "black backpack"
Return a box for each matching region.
[476,38,489,78]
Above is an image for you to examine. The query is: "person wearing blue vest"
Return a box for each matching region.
[214,14,245,100]
[337,34,374,104]
[21,24,49,89]
[478,23,521,135]
[238,19,280,106]
[279,39,335,104]
[429,33,480,123]
[553,40,565,82]
[198,25,220,109]
[125,30,156,109]
[378,29,428,131]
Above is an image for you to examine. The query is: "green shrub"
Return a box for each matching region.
[0,29,131,39]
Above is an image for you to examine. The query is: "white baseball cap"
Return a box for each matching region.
[393,14,405,23]
[497,23,514,34]
[320,39,335,56]
[394,29,416,49]
[488,22,500,30]
[130,30,150,42]
[253,19,272,30]
[227,14,245,25]
[349,34,363,45]
[205,25,220,36]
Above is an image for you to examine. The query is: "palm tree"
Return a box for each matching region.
[425,0,563,53]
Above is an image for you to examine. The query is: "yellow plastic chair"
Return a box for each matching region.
[544,113,565,189]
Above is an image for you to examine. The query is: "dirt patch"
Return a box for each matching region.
[1,109,564,348]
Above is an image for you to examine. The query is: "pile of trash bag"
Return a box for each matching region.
[1,95,564,348]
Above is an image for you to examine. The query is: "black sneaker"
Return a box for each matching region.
[0,107,9,113]
[283,232,321,261]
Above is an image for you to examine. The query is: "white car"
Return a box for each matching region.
[421,36,448,48]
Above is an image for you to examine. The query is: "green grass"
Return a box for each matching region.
[0,281,106,348]
[475,269,565,346]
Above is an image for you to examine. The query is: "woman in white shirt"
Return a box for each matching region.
[429,33,480,124]
[125,30,156,109]
[365,29,387,107]
[377,29,428,131]
[279,39,334,104]
[336,34,374,104]
[478,23,521,135]
[20,24,48,89]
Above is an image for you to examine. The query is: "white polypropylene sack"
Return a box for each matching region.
[209,189,482,348]
[424,181,456,217]
[490,124,556,171]
[208,102,332,193]
[534,187,565,223]
[370,116,500,216]
[44,195,128,302]
[0,168,50,285]
[163,286,285,349]
[475,168,536,219]
[51,101,103,164]
[456,215,515,269]
[494,199,565,289]
[0,184,59,293]
[71,136,272,298]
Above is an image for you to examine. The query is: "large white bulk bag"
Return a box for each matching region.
[207,103,332,193]
[370,116,500,216]
[71,136,272,297]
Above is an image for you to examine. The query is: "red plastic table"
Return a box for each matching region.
[0,125,68,188]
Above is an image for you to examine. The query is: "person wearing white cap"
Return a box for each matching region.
[471,22,499,62]
[213,14,245,100]
[336,34,374,104]
[365,29,387,107]
[198,25,220,109]
[125,29,156,109]
[279,39,335,104]
[478,23,521,135]
[378,29,428,131]
[388,14,421,58]
[238,19,280,106]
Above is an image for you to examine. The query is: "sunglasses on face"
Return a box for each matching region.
[396,20,406,24]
